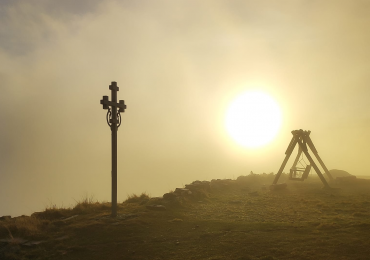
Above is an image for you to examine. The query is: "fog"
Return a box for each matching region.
[1,0,370,217]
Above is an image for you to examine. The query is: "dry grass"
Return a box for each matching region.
[124,192,150,204]
[72,196,111,214]
[0,216,49,241]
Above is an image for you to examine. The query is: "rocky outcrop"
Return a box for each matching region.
[31,210,65,220]
[185,180,211,191]
[329,169,353,178]
[162,180,212,201]
[0,215,11,221]
[210,179,235,189]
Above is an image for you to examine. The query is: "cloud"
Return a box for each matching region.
[0,0,104,55]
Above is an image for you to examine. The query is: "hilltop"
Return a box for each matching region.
[1,173,370,260]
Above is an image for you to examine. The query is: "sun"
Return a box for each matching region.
[225,90,282,148]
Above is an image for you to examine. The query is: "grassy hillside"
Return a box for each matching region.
[1,174,370,260]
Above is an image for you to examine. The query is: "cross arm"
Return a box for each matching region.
[100,96,127,112]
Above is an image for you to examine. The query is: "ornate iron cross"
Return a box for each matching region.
[100,81,127,217]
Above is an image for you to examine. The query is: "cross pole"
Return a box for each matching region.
[100,81,127,217]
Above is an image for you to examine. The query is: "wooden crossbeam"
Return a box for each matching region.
[100,99,127,111]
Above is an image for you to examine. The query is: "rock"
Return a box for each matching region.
[174,188,192,195]
[31,210,64,220]
[150,196,163,200]
[211,179,236,189]
[146,205,166,211]
[329,169,353,178]
[186,181,211,191]
[0,215,11,221]
[163,193,177,200]
[185,184,195,190]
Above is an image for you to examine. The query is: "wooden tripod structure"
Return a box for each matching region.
[272,130,334,188]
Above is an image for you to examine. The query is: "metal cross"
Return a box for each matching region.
[100,81,127,217]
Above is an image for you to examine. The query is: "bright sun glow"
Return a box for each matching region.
[225,90,282,148]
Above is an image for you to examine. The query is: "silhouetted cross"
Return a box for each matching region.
[100,81,127,217]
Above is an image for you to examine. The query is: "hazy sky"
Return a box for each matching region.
[1,0,370,217]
